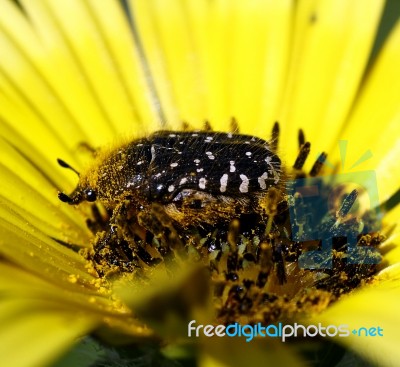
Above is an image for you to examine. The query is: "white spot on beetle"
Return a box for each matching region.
[150,145,156,162]
[192,133,199,137]
[265,156,280,184]
[220,174,228,192]
[170,162,178,168]
[199,177,207,189]
[270,167,280,184]
[257,172,269,189]
[239,174,249,193]
[169,133,177,137]
[136,160,143,165]
[246,151,252,157]
[179,178,188,185]
[229,160,236,172]
[206,151,215,160]
[168,185,175,192]
[194,159,201,165]
[197,168,204,172]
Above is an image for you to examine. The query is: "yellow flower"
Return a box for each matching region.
[0,1,399,367]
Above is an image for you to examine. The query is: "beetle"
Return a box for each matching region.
[59,130,281,222]
[58,130,282,274]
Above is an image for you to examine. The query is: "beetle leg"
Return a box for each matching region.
[86,204,111,234]
[89,200,145,276]
[90,224,140,276]
[93,201,164,272]
[137,202,186,263]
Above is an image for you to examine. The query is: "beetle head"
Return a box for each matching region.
[57,158,97,205]
[58,186,97,205]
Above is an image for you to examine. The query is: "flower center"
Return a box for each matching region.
[80,122,385,324]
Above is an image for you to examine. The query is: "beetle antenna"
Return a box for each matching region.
[57,158,80,176]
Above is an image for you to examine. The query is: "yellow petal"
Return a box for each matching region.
[381,238,400,267]
[0,0,89,161]
[279,0,384,163]
[336,20,400,202]
[128,0,180,128]
[380,205,400,266]
[376,263,400,286]
[0,263,116,315]
[33,0,135,138]
[0,0,161,171]
[0,298,96,367]
[131,0,293,134]
[312,283,400,367]
[0,140,90,243]
[220,0,293,136]
[87,0,161,132]
[0,212,94,285]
